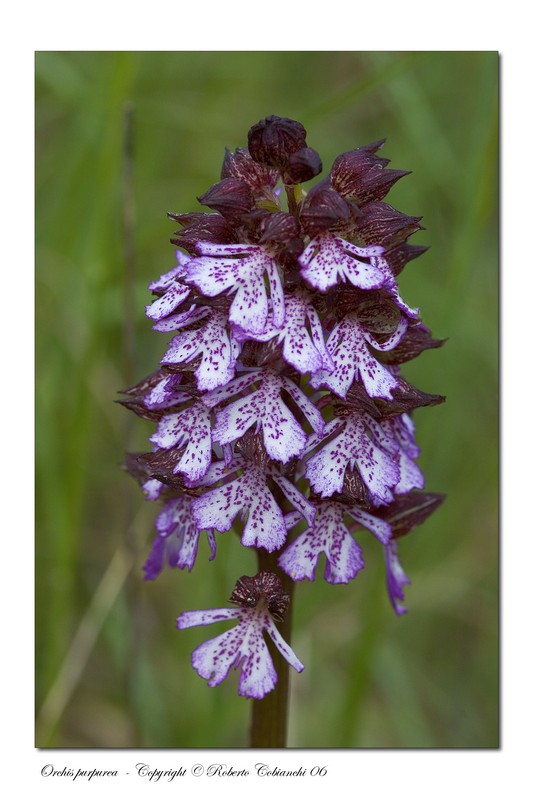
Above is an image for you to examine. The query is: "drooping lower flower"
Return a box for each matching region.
[144,495,216,579]
[384,540,410,616]
[176,572,304,699]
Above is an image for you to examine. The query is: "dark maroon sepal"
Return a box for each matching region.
[331,149,388,194]
[299,182,353,237]
[353,201,423,249]
[221,146,279,190]
[121,452,170,499]
[283,147,323,185]
[117,397,167,422]
[356,168,410,205]
[374,375,445,416]
[374,492,446,538]
[356,298,402,334]
[259,211,301,245]
[377,324,447,365]
[248,115,308,168]
[229,572,290,622]
[331,384,380,419]
[331,147,410,204]
[335,470,372,509]
[234,428,273,469]
[198,177,253,221]
[134,449,201,494]
[168,211,236,254]
[122,452,164,490]
[385,242,429,277]
[357,139,387,155]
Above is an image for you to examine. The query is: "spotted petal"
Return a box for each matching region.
[143,495,216,578]
[145,282,191,321]
[149,402,212,481]
[263,615,305,673]
[375,255,419,319]
[299,233,386,293]
[379,415,425,494]
[148,250,190,292]
[384,540,411,615]
[279,502,365,584]
[177,608,244,628]
[310,314,399,400]
[271,472,316,527]
[161,310,238,391]
[177,606,303,699]
[211,371,323,463]
[191,620,277,697]
[305,414,401,504]
[144,373,189,410]
[184,242,285,335]
[142,478,165,501]
[235,293,334,375]
[191,465,288,551]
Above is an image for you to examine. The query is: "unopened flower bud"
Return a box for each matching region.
[284,147,323,185]
[248,115,308,168]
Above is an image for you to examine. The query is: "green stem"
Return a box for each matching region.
[284,184,299,218]
[249,550,295,748]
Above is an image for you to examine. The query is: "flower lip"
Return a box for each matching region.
[229,572,290,623]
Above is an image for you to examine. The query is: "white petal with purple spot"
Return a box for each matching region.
[184,242,285,335]
[384,540,411,615]
[310,314,399,399]
[279,502,364,584]
[144,495,210,578]
[211,371,323,463]
[161,311,237,391]
[235,293,334,375]
[305,413,401,504]
[191,466,287,551]
[145,282,191,321]
[177,605,303,698]
[299,233,386,293]
[150,402,212,481]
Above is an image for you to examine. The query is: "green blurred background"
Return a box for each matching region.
[35,51,498,748]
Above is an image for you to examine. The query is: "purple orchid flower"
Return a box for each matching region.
[121,115,445,711]
[278,502,391,584]
[177,573,304,699]
[144,495,217,579]
[183,242,285,335]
